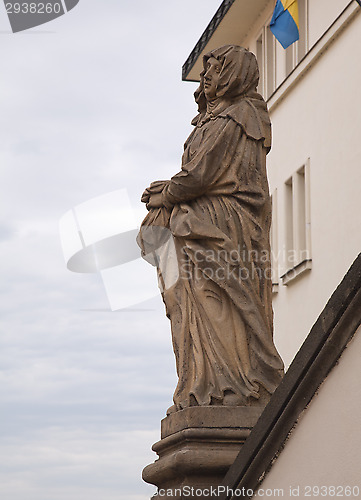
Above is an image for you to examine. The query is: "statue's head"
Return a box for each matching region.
[195,45,260,110]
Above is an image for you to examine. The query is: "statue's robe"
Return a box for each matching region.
[138,85,284,410]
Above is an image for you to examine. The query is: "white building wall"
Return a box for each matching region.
[308,0,349,46]
[267,4,361,366]
[258,325,361,495]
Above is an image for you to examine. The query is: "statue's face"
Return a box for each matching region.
[203,57,221,101]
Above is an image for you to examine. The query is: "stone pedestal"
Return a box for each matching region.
[143,406,264,499]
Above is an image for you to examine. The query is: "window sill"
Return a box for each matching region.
[281,259,312,286]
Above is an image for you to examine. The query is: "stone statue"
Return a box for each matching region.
[137,45,284,415]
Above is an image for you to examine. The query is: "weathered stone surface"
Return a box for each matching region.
[143,406,264,499]
[161,405,264,438]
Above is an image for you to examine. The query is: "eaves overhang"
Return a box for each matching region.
[182,0,271,82]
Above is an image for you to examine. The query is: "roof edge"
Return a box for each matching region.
[182,0,236,82]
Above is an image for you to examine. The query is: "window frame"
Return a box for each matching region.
[281,158,312,286]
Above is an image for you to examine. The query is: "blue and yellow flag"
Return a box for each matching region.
[270,0,299,49]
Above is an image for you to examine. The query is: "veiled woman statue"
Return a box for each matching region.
[138,45,284,414]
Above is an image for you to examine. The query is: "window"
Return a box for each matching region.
[256,33,264,96]
[256,24,276,99]
[298,0,308,61]
[266,25,276,98]
[255,0,308,99]
[281,159,311,285]
[270,189,279,293]
[283,0,309,76]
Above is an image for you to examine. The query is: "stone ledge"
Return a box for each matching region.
[161,405,264,438]
[143,405,265,496]
[143,441,243,485]
[153,427,251,454]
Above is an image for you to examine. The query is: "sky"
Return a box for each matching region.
[0,1,222,499]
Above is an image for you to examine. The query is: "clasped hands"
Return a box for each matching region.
[141,180,168,210]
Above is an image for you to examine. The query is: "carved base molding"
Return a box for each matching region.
[143,406,264,500]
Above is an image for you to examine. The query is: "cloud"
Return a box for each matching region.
[0,428,158,500]
[0,222,14,241]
